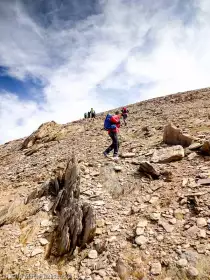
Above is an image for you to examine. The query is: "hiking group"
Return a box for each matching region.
[84,108,96,119]
[103,107,129,161]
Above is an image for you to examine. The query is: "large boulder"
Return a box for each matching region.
[21,121,66,149]
[163,123,194,147]
[151,145,184,163]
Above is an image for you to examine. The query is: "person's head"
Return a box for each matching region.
[115,110,121,118]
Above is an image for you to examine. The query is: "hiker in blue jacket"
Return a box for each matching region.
[103,111,121,160]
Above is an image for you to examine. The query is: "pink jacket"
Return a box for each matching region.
[108,114,121,134]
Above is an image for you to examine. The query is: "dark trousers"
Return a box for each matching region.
[105,131,119,156]
[122,114,127,125]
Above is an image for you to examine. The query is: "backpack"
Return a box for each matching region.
[122,107,127,113]
[104,114,116,131]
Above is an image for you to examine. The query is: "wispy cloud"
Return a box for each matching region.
[0,0,209,143]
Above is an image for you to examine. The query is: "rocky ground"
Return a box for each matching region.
[0,87,210,280]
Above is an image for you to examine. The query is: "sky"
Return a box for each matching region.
[0,0,210,144]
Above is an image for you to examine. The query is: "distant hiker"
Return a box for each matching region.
[84,112,87,119]
[121,107,129,126]
[92,110,96,118]
[103,111,121,160]
[88,111,90,118]
[90,108,94,118]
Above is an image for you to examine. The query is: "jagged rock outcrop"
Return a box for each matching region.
[163,123,194,147]
[25,155,96,257]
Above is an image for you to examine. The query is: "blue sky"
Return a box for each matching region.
[0,0,210,143]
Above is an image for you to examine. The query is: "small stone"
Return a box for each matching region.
[96,219,105,227]
[177,258,188,267]
[137,219,148,228]
[198,229,206,238]
[98,270,106,277]
[95,228,103,235]
[93,201,105,206]
[136,227,145,235]
[88,250,98,259]
[135,235,148,246]
[159,220,174,233]
[196,218,207,227]
[187,266,199,277]
[43,201,54,212]
[188,152,197,160]
[31,248,43,257]
[66,266,76,276]
[151,262,162,275]
[182,178,188,187]
[150,212,161,221]
[149,196,159,204]
[39,238,49,245]
[121,152,136,158]
[169,218,177,225]
[110,224,120,232]
[84,268,92,276]
[108,236,117,242]
[115,259,129,280]
[114,166,122,172]
[156,235,164,241]
[40,219,52,227]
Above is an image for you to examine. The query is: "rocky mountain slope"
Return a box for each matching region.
[0,87,210,280]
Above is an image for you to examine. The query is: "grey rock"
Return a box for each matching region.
[135,235,148,245]
[88,250,98,259]
[151,146,184,163]
[187,266,199,277]
[151,262,162,275]
[177,258,188,267]
[196,218,207,227]
[31,248,43,257]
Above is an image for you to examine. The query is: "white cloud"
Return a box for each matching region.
[0,0,210,143]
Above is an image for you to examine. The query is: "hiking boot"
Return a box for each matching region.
[113,155,119,161]
[103,152,108,157]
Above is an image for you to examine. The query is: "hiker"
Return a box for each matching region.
[103,111,121,160]
[84,112,87,119]
[92,110,96,118]
[121,107,129,126]
[88,111,90,118]
[90,108,94,118]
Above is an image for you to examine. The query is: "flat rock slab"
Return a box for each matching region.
[197,178,210,185]
[120,153,136,158]
[189,142,203,150]
[151,145,184,163]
